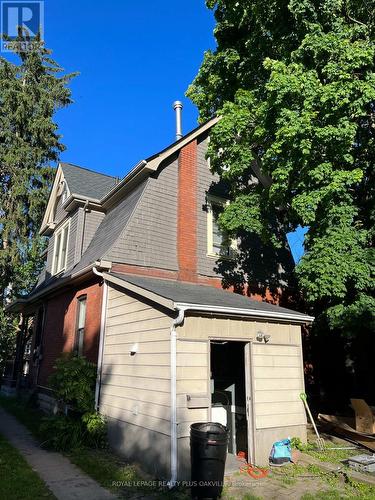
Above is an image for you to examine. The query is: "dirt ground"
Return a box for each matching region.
[220,430,375,500]
[222,464,344,500]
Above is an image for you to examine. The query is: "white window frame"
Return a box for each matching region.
[74,295,87,356]
[206,195,237,258]
[52,220,70,275]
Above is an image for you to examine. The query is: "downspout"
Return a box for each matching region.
[93,266,108,411]
[169,306,186,487]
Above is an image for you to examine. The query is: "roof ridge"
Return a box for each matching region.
[60,162,118,180]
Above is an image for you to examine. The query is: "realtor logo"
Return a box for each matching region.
[1,1,44,52]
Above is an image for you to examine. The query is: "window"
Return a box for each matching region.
[74,296,87,356]
[207,195,236,257]
[52,221,69,274]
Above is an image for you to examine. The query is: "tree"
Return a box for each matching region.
[188,1,375,401]
[0,32,76,376]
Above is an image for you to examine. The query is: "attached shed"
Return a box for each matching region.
[97,273,313,481]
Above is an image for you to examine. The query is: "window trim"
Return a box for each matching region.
[74,295,87,356]
[52,220,70,275]
[206,195,237,258]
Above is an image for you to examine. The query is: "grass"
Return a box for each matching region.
[0,394,188,499]
[67,447,190,499]
[2,396,375,500]
[0,434,55,500]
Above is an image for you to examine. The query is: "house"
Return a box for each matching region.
[6,117,313,481]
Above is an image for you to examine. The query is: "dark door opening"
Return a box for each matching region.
[210,341,248,457]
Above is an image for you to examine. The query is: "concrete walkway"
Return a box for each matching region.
[0,408,117,500]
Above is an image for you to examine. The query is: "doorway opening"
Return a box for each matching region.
[210,340,248,458]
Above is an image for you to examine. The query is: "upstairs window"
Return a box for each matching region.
[74,295,87,356]
[52,221,69,275]
[207,195,236,258]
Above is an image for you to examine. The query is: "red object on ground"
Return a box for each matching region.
[236,451,269,479]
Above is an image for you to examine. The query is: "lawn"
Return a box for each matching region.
[0,434,54,500]
[2,394,375,499]
[0,394,188,499]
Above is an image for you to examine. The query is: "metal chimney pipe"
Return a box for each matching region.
[173,101,183,141]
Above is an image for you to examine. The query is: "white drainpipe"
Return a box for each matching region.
[168,307,186,487]
[93,266,109,411]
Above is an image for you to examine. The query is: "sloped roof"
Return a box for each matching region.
[72,179,148,273]
[107,273,314,323]
[61,163,118,200]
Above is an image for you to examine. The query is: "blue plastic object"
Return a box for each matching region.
[269,438,292,465]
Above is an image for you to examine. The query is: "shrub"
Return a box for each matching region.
[41,354,107,451]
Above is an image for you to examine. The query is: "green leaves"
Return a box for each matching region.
[189,0,375,335]
[0,34,75,300]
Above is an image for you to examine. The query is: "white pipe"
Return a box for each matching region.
[173,101,183,141]
[168,307,186,488]
[93,266,109,411]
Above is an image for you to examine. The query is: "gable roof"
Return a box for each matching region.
[61,163,118,200]
[105,273,314,324]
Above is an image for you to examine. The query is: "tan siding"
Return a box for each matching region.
[251,343,306,430]
[178,315,296,344]
[177,313,306,443]
[176,339,209,439]
[100,284,173,438]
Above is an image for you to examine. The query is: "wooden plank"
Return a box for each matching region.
[100,385,172,405]
[100,402,171,435]
[106,317,170,335]
[177,366,207,380]
[253,355,301,368]
[256,412,306,429]
[351,399,375,434]
[254,378,303,391]
[104,340,170,355]
[255,401,303,416]
[254,390,303,403]
[101,363,170,379]
[254,366,302,379]
[100,393,170,420]
[252,344,300,356]
[177,353,207,367]
[103,352,170,366]
[105,330,170,344]
[177,379,208,394]
[102,373,170,392]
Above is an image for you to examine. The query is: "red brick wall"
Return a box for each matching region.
[37,279,103,387]
[177,139,198,282]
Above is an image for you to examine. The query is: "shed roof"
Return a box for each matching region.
[106,273,314,324]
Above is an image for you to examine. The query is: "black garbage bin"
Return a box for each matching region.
[190,422,228,499]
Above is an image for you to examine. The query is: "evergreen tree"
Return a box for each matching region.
[0,33,76,374]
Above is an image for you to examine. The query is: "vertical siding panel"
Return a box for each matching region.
[82,211,105,253]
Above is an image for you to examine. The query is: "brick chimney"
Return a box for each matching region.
[177,139,198,282]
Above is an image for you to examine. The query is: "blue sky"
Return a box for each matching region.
[3,0,306,261]
[43,1,216,176]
